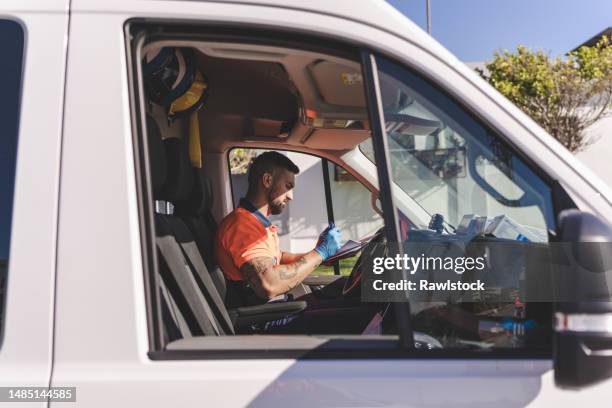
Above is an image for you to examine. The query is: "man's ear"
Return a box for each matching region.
[262,172,274,189]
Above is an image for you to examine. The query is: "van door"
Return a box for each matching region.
[53,1,612,406]
[361,51,612,404]
[0,0,69,405]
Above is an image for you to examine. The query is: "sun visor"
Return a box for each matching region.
[242,117,290,139]
[384,113,441,136]
[301,129,371,150]
[308,61,366,107]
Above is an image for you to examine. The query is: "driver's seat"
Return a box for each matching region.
[149,122,309,338]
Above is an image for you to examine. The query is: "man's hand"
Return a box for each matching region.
[316,223,333,245]
[314,224,342,261]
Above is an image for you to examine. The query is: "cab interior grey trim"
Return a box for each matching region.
[166,335,400,351]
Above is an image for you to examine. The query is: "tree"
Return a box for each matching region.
[479,37,612,152]
[229,148,258,175]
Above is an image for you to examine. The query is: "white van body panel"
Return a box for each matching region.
[1,0,67,13]
[0,7,68,404]
[53,11,149,365]
[0,1,605,407]
[39,1,612,407]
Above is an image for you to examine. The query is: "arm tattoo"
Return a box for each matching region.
[240,254,322,298]
[278,256,307,280]
[240,257,273,292]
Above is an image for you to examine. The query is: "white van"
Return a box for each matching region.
[2,0,612,406]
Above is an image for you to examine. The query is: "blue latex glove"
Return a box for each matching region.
[314,225,342,261]
[316,223,334,246]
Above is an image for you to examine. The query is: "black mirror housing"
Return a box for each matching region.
[554,210,612,389]
[558,209,612,273]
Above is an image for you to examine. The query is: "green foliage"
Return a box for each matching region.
[480,37,612,152]
[315,256,358,276]
[229,148,258,175]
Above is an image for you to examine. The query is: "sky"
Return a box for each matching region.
[386,0,612,62]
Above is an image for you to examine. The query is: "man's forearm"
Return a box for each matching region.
[240,251,324,299]
[272,251,322,294]
[280,251,308,264]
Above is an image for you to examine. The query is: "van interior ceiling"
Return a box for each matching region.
[145,42,372,155]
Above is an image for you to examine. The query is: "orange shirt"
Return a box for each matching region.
[215,198,281,281]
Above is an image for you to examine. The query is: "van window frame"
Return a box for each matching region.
[126,20,558,360]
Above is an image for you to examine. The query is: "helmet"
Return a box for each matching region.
[142,47,175,79]
[168,70,208,121]
[143,48,201,110]
[143,47,208,167]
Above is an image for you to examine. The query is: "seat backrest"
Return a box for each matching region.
[159,272,191,342]
[148,118,234,339]
[158,136,234,335]
[156,215,233,336]
[146,114,191,341]
[174,168,228,300]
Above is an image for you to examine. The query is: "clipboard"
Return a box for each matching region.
[322,234,374,266]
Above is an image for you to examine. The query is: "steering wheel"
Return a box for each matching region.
[342,228,387,297]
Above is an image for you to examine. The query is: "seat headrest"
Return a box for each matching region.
[175,170,214,216]
[159,138,194,202]
[146,115,167,197]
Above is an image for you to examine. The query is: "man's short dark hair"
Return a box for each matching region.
[247,151,300,188]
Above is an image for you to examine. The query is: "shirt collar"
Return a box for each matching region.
[239,198,272,228]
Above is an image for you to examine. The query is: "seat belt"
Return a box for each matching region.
[157,234,221,336]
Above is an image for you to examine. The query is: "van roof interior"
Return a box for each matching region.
[145,41,372,157]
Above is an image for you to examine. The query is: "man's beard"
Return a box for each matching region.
[268,192,285,215]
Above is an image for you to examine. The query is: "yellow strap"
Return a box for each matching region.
[169,72,207,116]
[189,112,202,168]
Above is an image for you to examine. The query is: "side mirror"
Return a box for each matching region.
[554,209,612,388]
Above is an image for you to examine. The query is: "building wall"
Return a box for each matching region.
[575,114,612,188]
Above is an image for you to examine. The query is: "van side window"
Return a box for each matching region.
[0,20,24,330]
[228,148,383,276]
[361,57,555,235]
[361,55,555,350]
